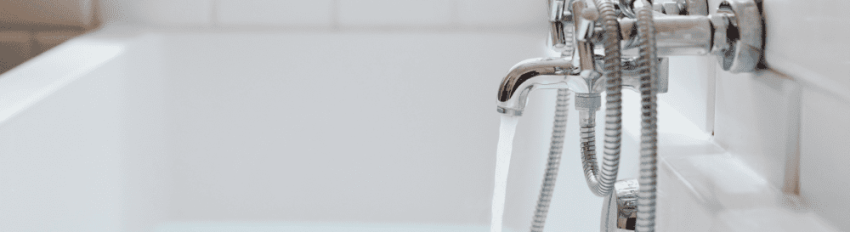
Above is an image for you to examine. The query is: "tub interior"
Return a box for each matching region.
[0,29,640,231]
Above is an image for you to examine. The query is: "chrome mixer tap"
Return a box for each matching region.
[495,0,764,231]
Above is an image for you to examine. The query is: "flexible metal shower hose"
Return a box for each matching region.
[529,89,570,232]
[635,2,658,231]
[530,0,622,230]
[580,0,623,198]
[529,3,574,227]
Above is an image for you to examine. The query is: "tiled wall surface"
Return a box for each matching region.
[799,87,850,231]
[99,0,548,30]
[704,0,850,230]
[660,56,716,132]
[217,0,335,27]
[0,0,546,73]
[134,0,213,26]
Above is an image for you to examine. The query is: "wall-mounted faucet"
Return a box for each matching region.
[616,0,763,72]
[499,0,761,115]
[496,0,764,231]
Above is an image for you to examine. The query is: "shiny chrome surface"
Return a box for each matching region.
[496,0,765,231]
[708,12,731,58]
[619,15,713,56]
[549,0,566,22]
[610,58,640,90]
[549,0,571,54]
[531,3,575,230]
[660,2,684,15]
[635,1,660,230]
[495,56,614,116]
[616,0,763,72]
[530,89,571,232]
[604,57,669,93]
[573,0,599,72]
[682,0,708,15]
[494,57,632,117]
[549,0,579,56]
[650,0,707,15]
[654,16,712,56]
[601,179,639,232]
[715,0,763,73]
[495,57,574,116]
[575,0,626,199]
[618,0,638,18]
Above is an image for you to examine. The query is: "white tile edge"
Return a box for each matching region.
[0,36,128,128]
[658,133,842,231]
[766,52,850,104]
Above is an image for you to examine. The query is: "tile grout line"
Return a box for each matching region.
[766,55,850,106]
[211,0,220,28]
[450,0,460,30]
[332,0,340,30]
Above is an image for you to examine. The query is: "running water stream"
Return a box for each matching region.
[490,115,521,232]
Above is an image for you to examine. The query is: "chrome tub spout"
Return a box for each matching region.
[496,57,576,116]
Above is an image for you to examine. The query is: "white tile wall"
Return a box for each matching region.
[799,87,850,231]
[217,0,334,27]
[762,0,850,94]
[713,68,801,192]
[337,0,454,28]
[660,56,716,132]
[98,0,546,31]
[456,0,547,28]
[705,0,850,230]
[133,0,213,26]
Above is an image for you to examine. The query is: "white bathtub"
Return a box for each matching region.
[0,26,636,232]
[3,24,838,232]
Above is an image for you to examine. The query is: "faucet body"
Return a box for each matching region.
[616,0,762,72]
[498,0,761,116]
[498,0,764,231]
[495,57,668,116]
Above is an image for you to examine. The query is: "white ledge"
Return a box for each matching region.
[649,97,841,231]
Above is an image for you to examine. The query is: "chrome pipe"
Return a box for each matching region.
[619,15,713,56]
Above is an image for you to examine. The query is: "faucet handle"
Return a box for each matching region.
[547,0,600,64]
[571,0,600,72]
[548,0,567,22]
[548,0,573,55]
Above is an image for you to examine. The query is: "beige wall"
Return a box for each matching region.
[0,1,93,73]
[0,0,95,28]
